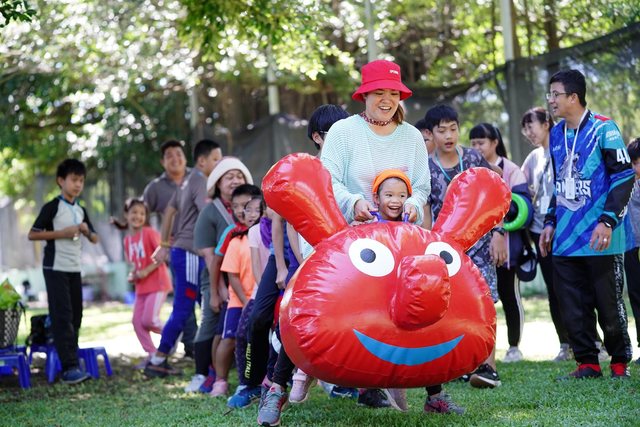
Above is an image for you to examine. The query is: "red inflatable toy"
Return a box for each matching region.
[263,153,511,387]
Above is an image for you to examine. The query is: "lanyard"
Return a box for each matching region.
[434,146,464,183]
[563,109,589,179]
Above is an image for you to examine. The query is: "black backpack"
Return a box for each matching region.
[26,314,53,346]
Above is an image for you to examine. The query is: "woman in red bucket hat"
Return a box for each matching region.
[320,59,430,227]
[318,60,447,413]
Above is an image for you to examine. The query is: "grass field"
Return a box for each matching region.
[1,299,639,426]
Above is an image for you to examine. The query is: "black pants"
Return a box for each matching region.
[270,322,296,387]
[624,248,640,347]
[553,255,632,364]
[497,266,523,347]
[530,232,569,345]
[244,255,280,386]
[43,270,82,371]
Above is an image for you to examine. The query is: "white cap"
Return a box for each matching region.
[206,156,253,196]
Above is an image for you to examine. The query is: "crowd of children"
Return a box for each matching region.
[28,63,640,427]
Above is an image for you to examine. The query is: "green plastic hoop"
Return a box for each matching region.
[504,193,529,232]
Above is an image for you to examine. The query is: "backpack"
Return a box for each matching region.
[25,314,53,346]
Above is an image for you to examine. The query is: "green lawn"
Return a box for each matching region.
[1,299,639,426]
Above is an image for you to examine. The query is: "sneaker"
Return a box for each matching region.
[289,370,315,403]
[610,363,630,379]
[384,388,408,411]
[227,385,262,408]
[456,373,471,382]
[184,374,206,393]
[502,347,523,363]
[61,367,91,384]
[257,385,288,426]
[198,368,217,393]
[557,363,602,381]
[330,386,359,400]
[469,364,501,388]
[552,344,573,362]
[210,379,229,397]
[143,359,182,378]
[318,380,334,396]
[596,341,610,362]
[357,389,392,409]
[424,393,465,415]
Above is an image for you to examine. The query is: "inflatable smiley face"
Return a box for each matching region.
[263,153,511,388]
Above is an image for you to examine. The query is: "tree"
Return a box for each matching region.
[0,0,36,28]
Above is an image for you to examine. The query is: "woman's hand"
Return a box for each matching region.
[403,203,418,223]
[354,199,375,222]
[490,232,507,266]
[539,225,555,257]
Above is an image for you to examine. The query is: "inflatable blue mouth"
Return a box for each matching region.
[353,330,464,366]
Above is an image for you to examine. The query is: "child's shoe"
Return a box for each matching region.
[184,374,206,393]
[143,359,181,378]
[424,393,465,414]
[289,370,315,403]
[257,385,288,426]
[198,368,217,393]
[209,379,229,397]
[557,363,602,381]
[469,364,501,388]
[227,385,262,408]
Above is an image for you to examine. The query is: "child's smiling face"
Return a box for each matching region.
[374,178,409,221]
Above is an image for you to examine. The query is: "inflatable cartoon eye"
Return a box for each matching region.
[425,242,461,277]
[348,238,395,277]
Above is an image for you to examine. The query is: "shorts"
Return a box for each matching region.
[215,302,228,336]
[222,307,243,339]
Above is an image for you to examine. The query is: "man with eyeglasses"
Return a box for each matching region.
[539,69,635,380]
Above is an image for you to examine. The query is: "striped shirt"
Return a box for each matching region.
[320,115,430,223]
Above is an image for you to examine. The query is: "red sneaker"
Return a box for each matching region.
[610,363,630,379]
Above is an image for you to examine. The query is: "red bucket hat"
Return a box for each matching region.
[352,60,412,102]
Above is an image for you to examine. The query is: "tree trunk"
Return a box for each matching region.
[543,0,559,50]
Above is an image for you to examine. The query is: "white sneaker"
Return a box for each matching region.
[596,341,610,362]
[552,344,573,362]
[502,346,523,363]
[184,374,206,393]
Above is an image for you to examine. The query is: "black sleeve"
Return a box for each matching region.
[598,124,635,226]
[31,199,58,232]
[81,206,96,233]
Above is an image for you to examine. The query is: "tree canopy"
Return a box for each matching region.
[1,0,638,204]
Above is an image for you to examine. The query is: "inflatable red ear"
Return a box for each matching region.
[433,167,511,250]
[262,153,348,246]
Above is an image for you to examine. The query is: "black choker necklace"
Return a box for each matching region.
[359,112,393,127]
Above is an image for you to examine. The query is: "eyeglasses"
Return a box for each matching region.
[545,91,570,101]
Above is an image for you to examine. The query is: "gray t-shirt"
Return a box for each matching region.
[521,146,554,234]
[31,197,96,272]
[193,199,234,287]
[169,169,208,253]
[142,168,190,234]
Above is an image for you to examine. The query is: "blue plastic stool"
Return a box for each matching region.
[0,351,31,389]
[30,344,112,382]
[79,347,112,379]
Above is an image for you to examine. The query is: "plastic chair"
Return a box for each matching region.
[0,350,31,389]
[29,344,112,382]
[78,347,113,379]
